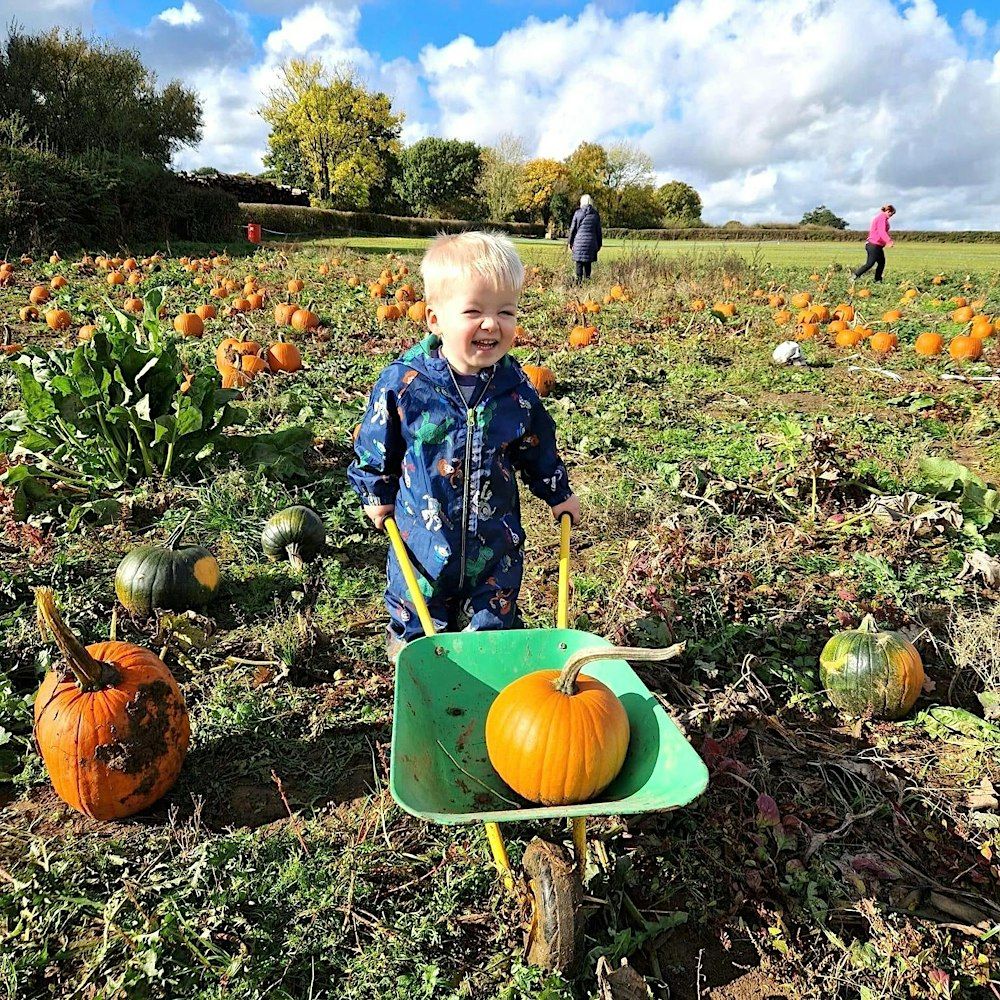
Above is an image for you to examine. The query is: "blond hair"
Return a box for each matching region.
[420,231,525,305]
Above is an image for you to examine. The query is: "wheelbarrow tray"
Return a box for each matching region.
[390,628,709,824]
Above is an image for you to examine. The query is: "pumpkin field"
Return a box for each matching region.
[2,237,1000,999]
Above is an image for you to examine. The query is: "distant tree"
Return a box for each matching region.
[801,205,848,229]
[477,134,525,221]
[657,180,702,224]
[260,59,402,208]
[261,124,311,190]
[0,26,201,165]
[393,137,482,217]
[564,141,608,206]
[615,183,663,229]
[519,158,570,228]
[602,142,655,225]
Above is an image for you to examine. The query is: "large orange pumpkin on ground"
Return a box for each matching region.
[952,306,975,324]
[870,331,898,353]
[33,588,190,820]
[173,313,204,338]
[45,309,71,331]
[290,308,320,332]
[949,335,982,361]
[568,325,596,348]
[914,332,943,356]
[274,302,298,326]
[266,339,302,374]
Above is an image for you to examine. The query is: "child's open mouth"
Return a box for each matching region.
[473,339,499,350]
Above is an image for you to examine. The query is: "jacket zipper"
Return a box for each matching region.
[447,364,495,589]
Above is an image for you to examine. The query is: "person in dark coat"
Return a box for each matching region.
[568,194,602,283]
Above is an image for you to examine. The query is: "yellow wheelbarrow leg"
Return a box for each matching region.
[485,821,515,892]
[572,817,587,879]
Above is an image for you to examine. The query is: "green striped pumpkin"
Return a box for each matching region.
[115,515,220,616]
[261,505,326,570]
[819,615,924,719]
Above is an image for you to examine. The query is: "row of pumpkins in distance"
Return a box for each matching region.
[696,289,994,360]
[31,494,924,820]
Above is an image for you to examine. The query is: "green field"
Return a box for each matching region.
[318,236,1000,274]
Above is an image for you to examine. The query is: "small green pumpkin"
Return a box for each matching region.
[115,514,220,616]
[819,615,924,719]
[261,505,326,570]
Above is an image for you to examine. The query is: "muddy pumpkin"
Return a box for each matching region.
[33,587,191,820]
[819,615,924,720]
[114,514,220,616]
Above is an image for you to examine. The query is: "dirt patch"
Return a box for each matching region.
[657,925,789,1000]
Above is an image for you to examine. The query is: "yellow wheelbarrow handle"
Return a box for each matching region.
[384,518,438,637]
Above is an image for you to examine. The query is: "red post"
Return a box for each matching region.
[246,221,262,245]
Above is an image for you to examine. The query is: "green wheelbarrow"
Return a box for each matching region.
[385,514,708,971]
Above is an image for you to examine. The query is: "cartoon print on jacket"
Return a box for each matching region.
[349,334,572,640]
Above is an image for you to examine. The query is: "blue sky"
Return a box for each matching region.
[90,0,999,61]
[4,0,999,227]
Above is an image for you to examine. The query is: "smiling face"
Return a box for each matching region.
[427,273,519,375]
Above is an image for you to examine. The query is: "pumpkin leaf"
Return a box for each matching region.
[914,705,1000,745]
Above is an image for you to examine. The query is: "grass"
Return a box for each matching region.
[313,235,1000,273]
[1,239,999,999]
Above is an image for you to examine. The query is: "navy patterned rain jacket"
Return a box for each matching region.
[348,335,573,595]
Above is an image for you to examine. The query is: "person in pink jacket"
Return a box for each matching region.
[852,204,896,282]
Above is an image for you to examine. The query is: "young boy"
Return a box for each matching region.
[348,232,580,659]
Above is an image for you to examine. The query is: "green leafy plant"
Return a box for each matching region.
[0,289,313,521]
[918,457,1000,537]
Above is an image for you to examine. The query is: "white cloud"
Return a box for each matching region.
[115,1,255,78]
[0,0,93,33]
[961,8,987,36]
[158,2,203,27]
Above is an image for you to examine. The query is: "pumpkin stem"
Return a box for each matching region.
[166,510,193,551]
[34,588,120,691]
[554,642,686,696]
[286,543,304,571]
[858,614,878,633]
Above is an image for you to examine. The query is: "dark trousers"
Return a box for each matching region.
[854,243,886,281]
[574,260,592,283]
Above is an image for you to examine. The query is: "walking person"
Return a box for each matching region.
[568,194,602,284]
[853,204,895,283]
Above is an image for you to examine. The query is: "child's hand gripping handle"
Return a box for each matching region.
[384,518,437,638]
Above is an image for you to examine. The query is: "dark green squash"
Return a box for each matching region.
[819,615,924,719]
[115,514,220,616]
[261,505,325,570]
